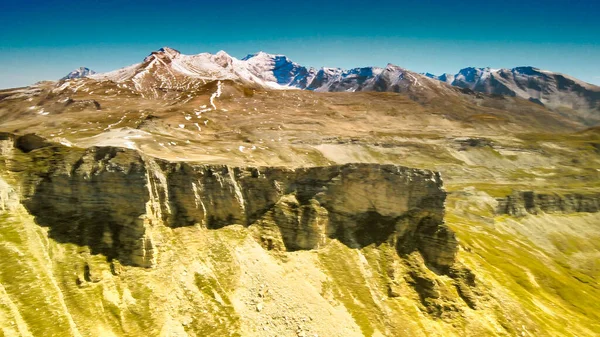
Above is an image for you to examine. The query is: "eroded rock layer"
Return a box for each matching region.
[496,190,600,216]
[1,133,457,271]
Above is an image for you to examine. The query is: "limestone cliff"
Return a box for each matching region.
[1,133,457,272]
[496,190,600,216]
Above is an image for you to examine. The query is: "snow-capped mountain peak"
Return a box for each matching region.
[242,51,315,87]
[213,50,234,68]
[85,47,305,96]
[61,67,96,80]
[144,46,182,63]
[426,65,600,124]
[157,46,181,57]
[242,51,286,61]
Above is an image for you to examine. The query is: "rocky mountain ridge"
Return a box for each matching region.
[427,66,600,125]
[59,47,599,125]
[59,47,454,98]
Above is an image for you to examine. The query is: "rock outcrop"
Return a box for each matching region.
[496,190,600,216]
[2,134,458,271]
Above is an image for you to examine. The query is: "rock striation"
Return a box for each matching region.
[496,190,600,216]
[2,134,458,271]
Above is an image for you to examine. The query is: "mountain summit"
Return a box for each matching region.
[242,51,316,87]
[61,66,96,80]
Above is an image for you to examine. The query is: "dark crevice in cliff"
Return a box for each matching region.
[394,212,457,275]
[449,266,480,310]
[351,211,398,247]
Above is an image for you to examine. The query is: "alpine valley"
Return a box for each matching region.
[0,47,599,337]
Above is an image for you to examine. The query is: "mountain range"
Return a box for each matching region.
[61,47,600,125]
[67,47,444,97]
[426,67,600,125]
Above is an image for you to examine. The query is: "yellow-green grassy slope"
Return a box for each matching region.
[1,185,598,336]
[1,128,599,337]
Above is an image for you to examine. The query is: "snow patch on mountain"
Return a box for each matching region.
[209,81,223,110]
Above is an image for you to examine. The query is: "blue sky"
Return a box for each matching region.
[1,0,598,88]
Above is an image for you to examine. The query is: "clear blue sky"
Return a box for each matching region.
[1,0,598,89]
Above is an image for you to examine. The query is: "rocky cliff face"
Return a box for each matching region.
[1,133,457,272]
[496,190,600,216]
[3,130,600,336]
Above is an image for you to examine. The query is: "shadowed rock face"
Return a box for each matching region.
[4,136,457,271]
[496,191,600,216]
[14,133,51,153]
[25,148,153,267]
